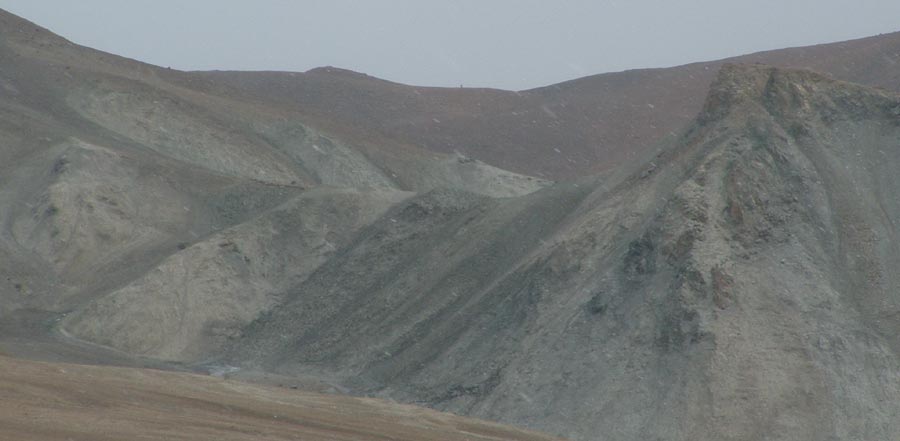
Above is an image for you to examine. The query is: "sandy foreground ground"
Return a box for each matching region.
[0,355,562,441]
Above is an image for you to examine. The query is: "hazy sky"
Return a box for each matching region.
[2,1,899,90]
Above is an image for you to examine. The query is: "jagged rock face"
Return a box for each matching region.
[545,65,900,440]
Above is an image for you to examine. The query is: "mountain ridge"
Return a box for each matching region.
[196,64,900,439]
[4,6,900,440]
[196,30,900,180]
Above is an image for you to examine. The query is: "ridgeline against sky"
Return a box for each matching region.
[1,0,900,89]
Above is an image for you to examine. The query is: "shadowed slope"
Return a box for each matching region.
[64,188,414,361]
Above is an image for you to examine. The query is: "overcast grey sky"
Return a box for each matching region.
[2,1,899,90]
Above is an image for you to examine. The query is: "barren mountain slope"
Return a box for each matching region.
[0,8,545,334]
[199,32,900,180]
[221,65,900,441]
[64,187,414,362]
[5,7,900,441]
[0,9,548,195]
[0,356,563,441]
[0,11,561,439]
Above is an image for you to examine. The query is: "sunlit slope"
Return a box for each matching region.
[0,355,563,441]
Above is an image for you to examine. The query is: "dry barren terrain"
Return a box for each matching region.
[0,355,562,441]
[4,7,900,441]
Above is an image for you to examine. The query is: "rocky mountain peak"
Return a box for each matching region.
[698,63,900,129]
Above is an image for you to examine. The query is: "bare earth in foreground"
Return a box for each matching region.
[0,356,562,441]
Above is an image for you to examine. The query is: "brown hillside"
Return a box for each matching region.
[0,355,563,441]
[196,32,900,179]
